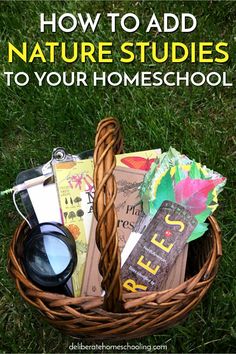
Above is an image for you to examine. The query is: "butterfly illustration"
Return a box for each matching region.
[121,156,155,171]
[68,173,94,191]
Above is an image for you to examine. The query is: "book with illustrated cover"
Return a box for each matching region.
[53,159,94,296]
[81,169,190,296]
[124,210,189,290]
[81,166,146,296]
[121,201,197,292]
[54,149,161,296]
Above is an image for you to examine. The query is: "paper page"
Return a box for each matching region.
[27,183,62,224]
[121,232,142,267]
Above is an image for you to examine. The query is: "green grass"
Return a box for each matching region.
[0,0,235,353]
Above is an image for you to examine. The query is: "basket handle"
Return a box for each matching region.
[93,117,124,312]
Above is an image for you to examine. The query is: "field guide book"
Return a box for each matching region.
[54,148,161,296]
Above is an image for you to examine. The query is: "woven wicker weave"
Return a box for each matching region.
[7,117,222,341]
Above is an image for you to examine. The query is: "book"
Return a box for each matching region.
[121,201,197,292]
[81,166,146,296]
[81,170,189,296]
[54,149,161,296]
[53,159,94,297]
[122,210,189,290]
[163,244,188,290]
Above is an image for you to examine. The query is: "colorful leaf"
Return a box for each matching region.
[150,170,175,215]
[174,177,226,215]
[140,160,158,198]
[174,164,186,184]
[189,161,201,179]
[195,207,212,223]
[187,222,209,242]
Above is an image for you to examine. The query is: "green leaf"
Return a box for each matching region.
[207,190,214,205]
[142,193,151,215]
[189,161,201,179]
[187,222,209,242]
[195,207,212,223]
[200,167,208,179]
[150,170,175,215]
[140,160,158,198]
[175,164,186,184]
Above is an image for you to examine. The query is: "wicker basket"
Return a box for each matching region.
[8,117,222,341]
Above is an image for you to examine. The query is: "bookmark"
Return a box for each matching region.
[121,201,197,292]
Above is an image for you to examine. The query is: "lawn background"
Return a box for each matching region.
[0,1,235,353]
